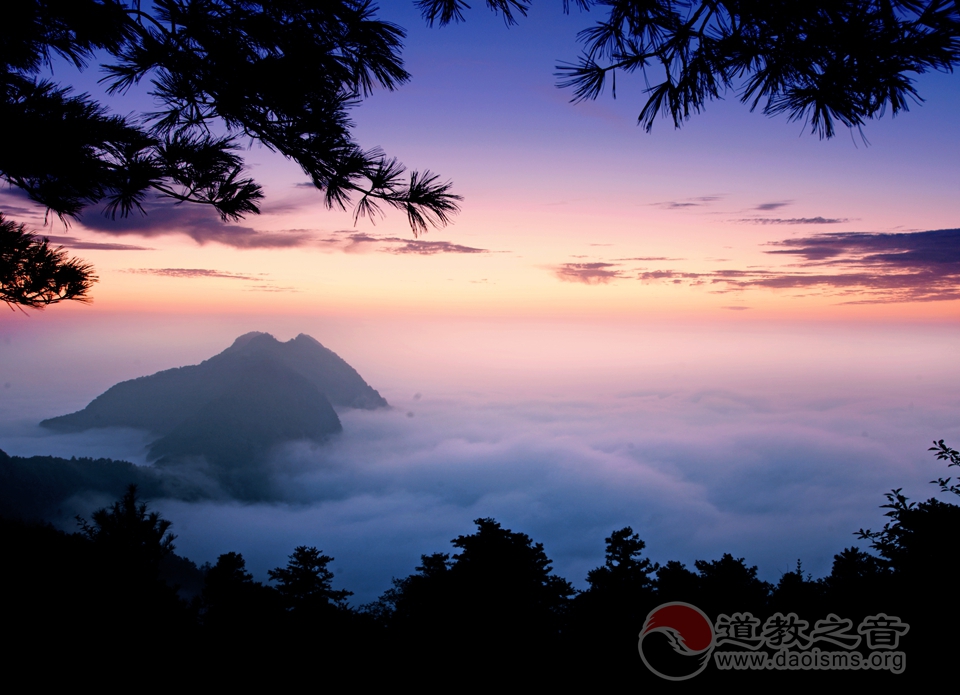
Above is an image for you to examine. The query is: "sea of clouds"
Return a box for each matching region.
[4,385,956,604]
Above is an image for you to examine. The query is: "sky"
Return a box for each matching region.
[2,3,960,602]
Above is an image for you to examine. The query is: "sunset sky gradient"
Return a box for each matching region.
[2,4,958,319]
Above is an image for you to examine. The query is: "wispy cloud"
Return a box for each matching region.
[754,201,792,211]
[123,268,302,292]
[638,270,705,284]
[125,268,263,281]
[551,260,697,286]
[554,262,628,284]
[43,236,153,251]
[615,256,684,262]
[653,195,724,210]
[382,238,489,255]
[0,204,44,220]
[243,283,301,293]
[319,230,492,255]
[737,217,849,225]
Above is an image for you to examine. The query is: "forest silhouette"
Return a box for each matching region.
[3,440,957,684]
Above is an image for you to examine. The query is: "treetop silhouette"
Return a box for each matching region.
[856,439,960,582]
[1,1,463,308]
[269,545,353,612]
[448,517,576,609]
[584,525,659,600]
[1,214,96,309]
[4,0,461,230]
[6,441,960,679]
[76,483,176,578]
[420,0,960,139]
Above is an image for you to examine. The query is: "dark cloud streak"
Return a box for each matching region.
[62,197,493,255]
[77,199,316,249]
[637,229,960,303]
[380,238,488,255]
[652,195,724,210]
[319,232,492,255]
[43,236,154,251]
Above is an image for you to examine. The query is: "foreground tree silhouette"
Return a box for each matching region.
[73,484,191,659]
[857,440,960,574]
[842,439,960,669]
[269,545,353,613]
[569,527,660,680]
[447,517,574,631]
[201,551,286,663]
[855,441,960,598]
[267,545,365,662]
[420,1,960,139]
[0,214,96,309]
[5,442,959,682]
[585,525,658,595]
[2,1,462,308]
[77,482,176,572]
[376,517,574,674]
[5,1,461,228]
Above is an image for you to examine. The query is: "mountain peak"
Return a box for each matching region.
[229,331,279,350]
[218,332,387,410]
[293,333,321,345]
[42,332,387,433]
[40,332,387,498]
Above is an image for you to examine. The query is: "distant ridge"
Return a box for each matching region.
[40,333,387,498]
[0,448,200,522]
[42,332,387,435]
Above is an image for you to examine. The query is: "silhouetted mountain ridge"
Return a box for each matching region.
[42,332,386,436]
[0,449,193,522]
